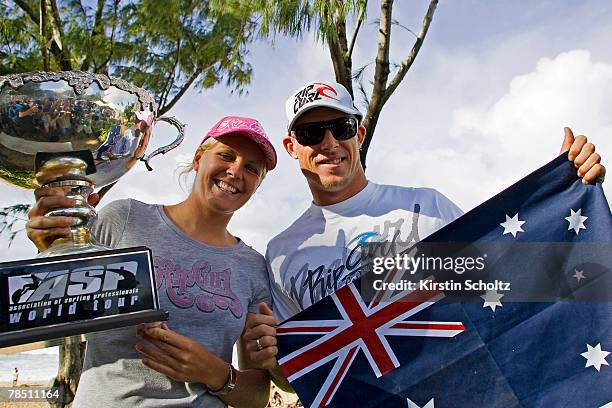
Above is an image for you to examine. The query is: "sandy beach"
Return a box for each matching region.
[268,384,300,407]
[0,380,299,408]
[0,380,299,407]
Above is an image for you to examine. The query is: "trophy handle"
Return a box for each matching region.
[139,116,186,171]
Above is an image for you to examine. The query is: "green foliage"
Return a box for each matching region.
[0,203,30,247]
[0,0,260,114]
[246,0,367,43]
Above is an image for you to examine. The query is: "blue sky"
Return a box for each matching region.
[1,0,611,262]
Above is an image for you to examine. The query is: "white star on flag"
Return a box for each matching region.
[407,397,435,408]
[500,214,525,237]
[572,269,586,282]
[565,208,588,235]
[581,343,610,372]
[481,290,504,312]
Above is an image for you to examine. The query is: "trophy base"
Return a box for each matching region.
[38,237,110,258]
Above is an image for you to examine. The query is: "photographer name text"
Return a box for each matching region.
[372,279,511,292]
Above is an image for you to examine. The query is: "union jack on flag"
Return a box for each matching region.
[278,284,464,408]
[276,154,612,408]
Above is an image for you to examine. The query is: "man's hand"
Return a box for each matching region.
[242,303,279,370]
[560,127,606,184]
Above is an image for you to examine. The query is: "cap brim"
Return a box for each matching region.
[208,129,277,171]
[287,101,363,131]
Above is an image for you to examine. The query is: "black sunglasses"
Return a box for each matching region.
[291,117,358,146]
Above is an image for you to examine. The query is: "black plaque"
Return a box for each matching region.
[0,247,168,348]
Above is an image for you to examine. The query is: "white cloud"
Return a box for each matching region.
[450,50,611,199]
[369,49,612,211]
[293,32,335,80]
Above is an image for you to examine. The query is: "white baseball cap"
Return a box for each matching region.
[285,80,363,131]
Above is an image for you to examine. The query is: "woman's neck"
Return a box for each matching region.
[163,197,237,247]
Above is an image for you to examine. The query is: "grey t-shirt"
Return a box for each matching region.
[73,199,270,408]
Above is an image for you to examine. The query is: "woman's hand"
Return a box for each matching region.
[241,304,293,392]
[242,303,279,370]
[137,323,272,407]
[135,323,229,390]
[26,187,78,251]
[26,187,99,251]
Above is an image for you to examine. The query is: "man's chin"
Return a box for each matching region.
[302,170,351,191]
[319,176,350,191]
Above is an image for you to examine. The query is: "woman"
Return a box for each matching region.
[26,116,278,408]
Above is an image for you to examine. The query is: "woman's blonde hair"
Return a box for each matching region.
[178,138,267,192]
[179,138,218,174]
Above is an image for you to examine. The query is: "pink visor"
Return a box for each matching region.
[201,116,277,170]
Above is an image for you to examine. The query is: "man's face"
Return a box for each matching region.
[283,107,366,199]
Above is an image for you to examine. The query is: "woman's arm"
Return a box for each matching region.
[137,323,271,408]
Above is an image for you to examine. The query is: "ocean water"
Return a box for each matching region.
[0,347,59,382]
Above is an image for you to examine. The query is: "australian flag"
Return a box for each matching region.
[276,154,612,408]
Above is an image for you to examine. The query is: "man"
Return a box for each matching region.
[12,367,18,387]
[243,80,606,388]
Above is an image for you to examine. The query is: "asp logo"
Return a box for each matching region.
[8,262,139,304]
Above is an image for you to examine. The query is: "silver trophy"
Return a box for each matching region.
[0,71,185,256]
[0,71,181,349]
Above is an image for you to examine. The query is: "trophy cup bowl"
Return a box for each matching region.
[0,71,185,256]
[0,72,179,350]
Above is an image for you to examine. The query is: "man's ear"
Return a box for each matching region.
[283,135,299,159]
[357,124,367,146]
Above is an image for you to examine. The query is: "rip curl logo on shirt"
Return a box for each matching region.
[154,257,243,318]
[216,118,266,137]
[288,206,422,309]
[293,83,338,114]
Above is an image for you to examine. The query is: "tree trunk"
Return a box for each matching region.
[360,105,382,171]
[360,0,393,171]
[49,337,85,408]
[358,0,438,170]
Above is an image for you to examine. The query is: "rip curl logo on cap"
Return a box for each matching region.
[217,118,265,137]
[293,82,338,114]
